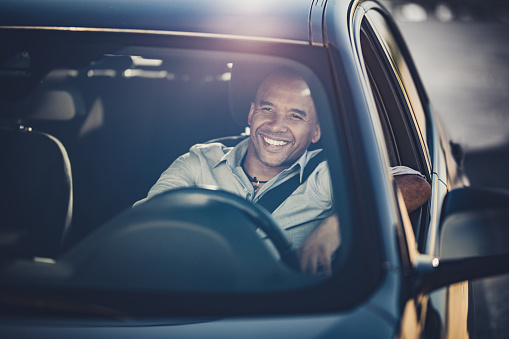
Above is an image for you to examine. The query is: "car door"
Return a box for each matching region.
[350,2,468,338]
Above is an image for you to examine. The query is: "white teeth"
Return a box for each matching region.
[263,136,289,146]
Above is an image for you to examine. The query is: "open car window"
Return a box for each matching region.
[358,10,432,248]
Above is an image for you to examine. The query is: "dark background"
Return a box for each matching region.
[384,1,509,337]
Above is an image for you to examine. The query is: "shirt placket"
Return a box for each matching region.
[227,162,255,201]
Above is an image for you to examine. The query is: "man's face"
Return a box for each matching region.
[247,71,321,169]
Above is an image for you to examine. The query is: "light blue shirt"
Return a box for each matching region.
[134,138,424,247]
[134,138,333,247]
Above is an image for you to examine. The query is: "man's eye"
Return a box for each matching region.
[261,107,273,112]
[291,114,303,120]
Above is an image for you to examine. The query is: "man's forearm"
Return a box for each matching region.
[297,214,340,275]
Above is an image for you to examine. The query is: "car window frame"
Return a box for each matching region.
[350,5,451,336]
[360,13,431,179]
[354,5,435,248]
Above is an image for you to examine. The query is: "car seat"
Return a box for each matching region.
[0,85,82,259]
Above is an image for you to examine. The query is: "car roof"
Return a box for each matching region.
[0,0,323,43]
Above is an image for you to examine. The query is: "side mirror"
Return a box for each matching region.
[440,207,509,259]
[415,187,509,294]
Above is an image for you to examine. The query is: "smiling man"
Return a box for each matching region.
[135,67,430,276]
[243,68,321,193]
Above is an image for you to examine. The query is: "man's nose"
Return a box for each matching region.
[267,114,288,132]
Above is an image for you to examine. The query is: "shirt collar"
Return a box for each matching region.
[213,137,250,168]
[290,148,323,183]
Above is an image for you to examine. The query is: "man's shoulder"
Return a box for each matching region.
[297,149,329,186]
[304,149,328,173]
[188,137,249,166]
[189,142,232,158]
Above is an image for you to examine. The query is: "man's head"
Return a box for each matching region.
[246,68,321,171]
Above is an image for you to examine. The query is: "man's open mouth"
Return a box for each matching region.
[262,136,290,147]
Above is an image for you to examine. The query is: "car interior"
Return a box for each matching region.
[0,43,243,256]
[0,28,430,245]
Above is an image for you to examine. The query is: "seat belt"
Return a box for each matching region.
[255,151,326,214]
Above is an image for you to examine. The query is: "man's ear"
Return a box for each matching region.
[247,102,255,126]
[311,124,321,143]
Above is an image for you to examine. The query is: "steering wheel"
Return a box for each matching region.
[137,188,301,270]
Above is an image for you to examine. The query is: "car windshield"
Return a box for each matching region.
[0,30,367,315]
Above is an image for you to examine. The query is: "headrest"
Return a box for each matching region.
[0,85,85,121]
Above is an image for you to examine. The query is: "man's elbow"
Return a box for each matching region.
[395,174,432,213]
[411,176,432,212]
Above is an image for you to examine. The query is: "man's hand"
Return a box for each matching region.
[297,214,340,276]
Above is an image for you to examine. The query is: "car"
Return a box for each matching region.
[1,0,508,337]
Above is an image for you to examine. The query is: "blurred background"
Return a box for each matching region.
[384,0,509,189]
[382,1,508,337]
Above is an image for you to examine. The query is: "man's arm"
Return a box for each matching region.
[394,174,431,213]
[133,154,196,207]
[297,173,431,275]
[297,214,339,276]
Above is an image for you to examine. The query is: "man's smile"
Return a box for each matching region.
[261,134,291,149]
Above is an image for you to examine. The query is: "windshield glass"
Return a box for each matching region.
[0,31,350,312]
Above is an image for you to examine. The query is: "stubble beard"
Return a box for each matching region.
[252,134,295,170]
